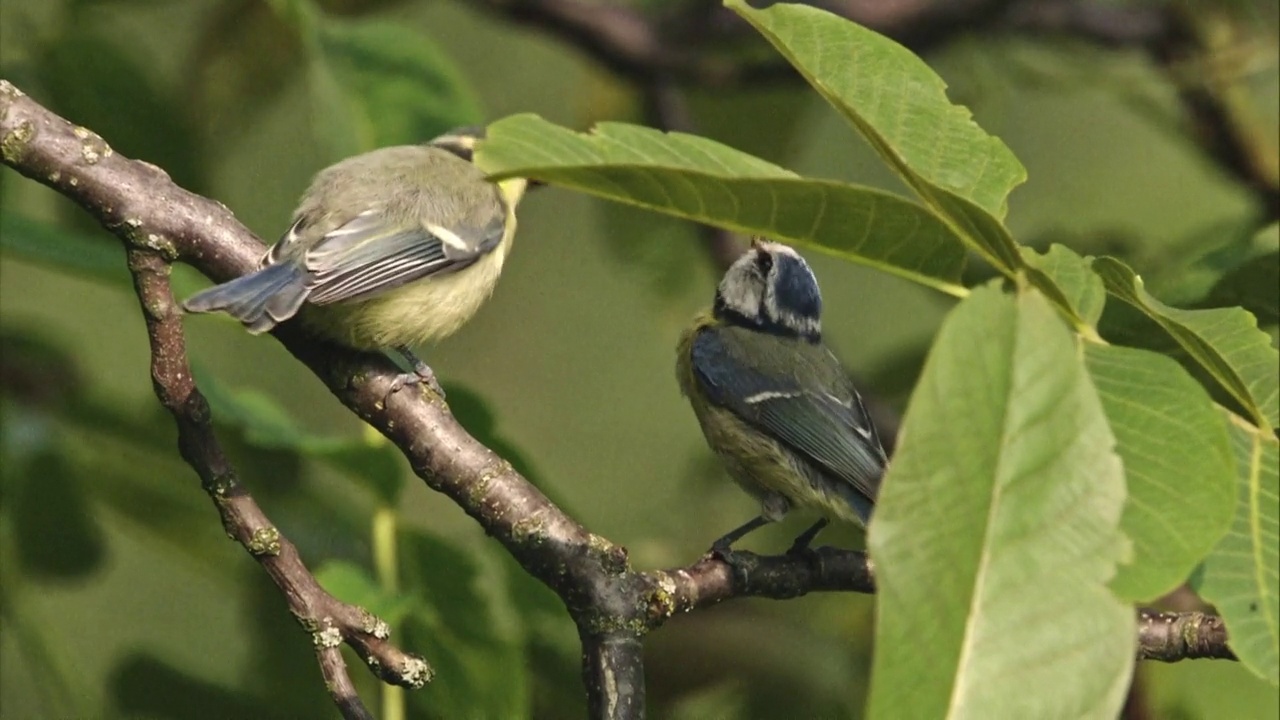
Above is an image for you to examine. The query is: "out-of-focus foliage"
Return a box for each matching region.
[1,0,1277,718]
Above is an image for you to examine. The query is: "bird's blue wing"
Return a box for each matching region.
[690,328,885,509]
[291,210,506,305]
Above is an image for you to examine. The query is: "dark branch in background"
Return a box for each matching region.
[1146,6,1280,223]
[0,14,1250,709]
[476,0,1277,223]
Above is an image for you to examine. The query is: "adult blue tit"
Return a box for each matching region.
[183,126,529,396]
[676,239,887,554]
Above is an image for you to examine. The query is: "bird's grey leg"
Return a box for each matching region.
[388,345,446,399]
[787,518,830,555]
[709,515,772,556]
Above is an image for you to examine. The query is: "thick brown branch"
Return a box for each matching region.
[1137,608,1237,662]
[645,548,876,627]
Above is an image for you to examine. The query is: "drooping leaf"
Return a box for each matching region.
[868,285,1133,720]
[724,0,1024,218]
[9,443,106,576]
[1084,344,1236,601]
[187,0,304,145]
[477,114,967,295]
[1195,414,1280,686]
[726,0,1027,277]
[1094,257,1279,431]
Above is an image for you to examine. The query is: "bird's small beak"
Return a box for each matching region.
[750,237,765,250]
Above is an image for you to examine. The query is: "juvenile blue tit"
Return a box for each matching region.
[183,126,529,395]
[676,239,887,554]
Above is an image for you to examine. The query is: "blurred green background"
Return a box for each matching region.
[1,0,1277,717]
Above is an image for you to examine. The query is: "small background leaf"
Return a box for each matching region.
[1084,344,1236,601]
[1095,257,1280,431]
[1022,244,1106,326]
[1194,415,1280,686]
[196,370,407,505]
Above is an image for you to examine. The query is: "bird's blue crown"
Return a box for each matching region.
[713,241,822,341]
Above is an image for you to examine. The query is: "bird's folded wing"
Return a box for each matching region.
[690,328,884,503]
[294,209,505,305]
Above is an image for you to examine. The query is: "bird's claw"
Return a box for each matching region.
[387,366,446,399]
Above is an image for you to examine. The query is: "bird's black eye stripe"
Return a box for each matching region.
[755,250,773,275]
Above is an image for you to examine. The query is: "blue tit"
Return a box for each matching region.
[183,126,529,395]
[676,239,887,554]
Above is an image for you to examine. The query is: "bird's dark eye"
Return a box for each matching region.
[754,250,773,275]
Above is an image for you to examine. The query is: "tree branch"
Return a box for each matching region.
[124,237,429,718]
[1137,608,1237,662]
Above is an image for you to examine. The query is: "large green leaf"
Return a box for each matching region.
[1084,344,1236,601]
[477,114,967,295]
[867,285,1132,720]
[1094,257,1279,431]
[1195,415,1280,686]
[726,0,1026,276]
[724,0,1023,218]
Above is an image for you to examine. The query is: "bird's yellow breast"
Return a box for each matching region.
[301,186,521,351]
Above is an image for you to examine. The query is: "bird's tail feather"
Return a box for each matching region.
[183,263,310,334]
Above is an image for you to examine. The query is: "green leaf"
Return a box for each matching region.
[195,370,406,504]
[1022,244,1106,327]
[6,428,106,580]
[724,0,1024,218]
[1,214,128,288]
[477,114,967,295]
[314,560,416,625]
[1204,250,1279,327]
[111,654,275,720]
[399,530,529,720]
[1195,415,1280,686]
[1094,257,1280,431]
[267,0,482,157]
[1084,344,1236,601]
[35,19,203,191]
[726,0,1027,277]
[317,19,483,148]
[867,285,1133,720]
[187,0,304,145]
